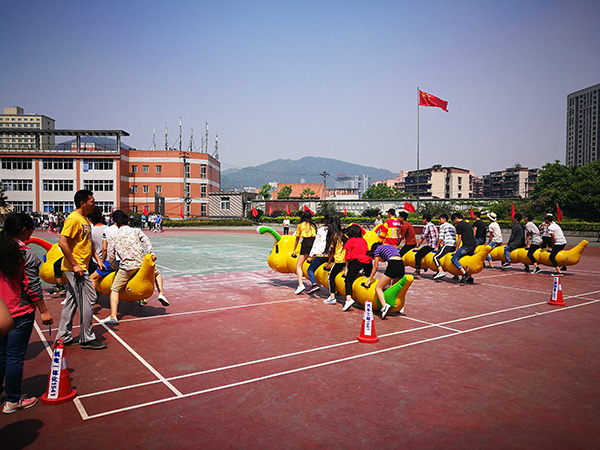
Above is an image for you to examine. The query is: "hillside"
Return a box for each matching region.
[221,157,397,190]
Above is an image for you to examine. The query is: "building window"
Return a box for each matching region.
[131,185,138,194]
[155,165,162,173]
[43,180,74,191]
[143,165,149,173]
[83,180,114,191]
[43,201,75,213]
[10,201,33,213]
[131,165,138,173]
[220,197,230,210]
[184,183,190,198]
[1,158,33,170]
[1,179,33,191]
[42,159,74,170]
[132,206,138,213]
[201,164,207,179]
[143,185,149,193]
[83,158,113,170]
[184,163,190,178]
[95,201,114,213]
[156,185,162,193]
[201,184,207,198]
[201,203,207,217]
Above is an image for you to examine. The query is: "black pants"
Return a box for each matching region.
[549,244,566,268]
[433,245,456,268]
[345,260,373,298]
[328,263,345,295]
[414,246,433,270]
[399,244,416,258]
[527,244,541,265]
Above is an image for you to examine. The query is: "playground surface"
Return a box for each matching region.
[2,228,600,449]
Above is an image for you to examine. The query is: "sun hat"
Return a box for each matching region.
[487,212,497,222]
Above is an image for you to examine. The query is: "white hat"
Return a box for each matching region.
[487,212,497,222]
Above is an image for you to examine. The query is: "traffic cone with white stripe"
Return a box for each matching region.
[357,301,379,343]
[548,276,566,306]
[41,339,77,404]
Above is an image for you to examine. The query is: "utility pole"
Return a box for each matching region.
[320,170,330,200]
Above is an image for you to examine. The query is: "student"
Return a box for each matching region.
[524,215,542,274]
[485,212,503,269]
[377,209,401,246]
[544,214,567,276]
[450,212,476,283]
[364,243,405,319]
[0,213,54,414]
[539,217,552,249]
[306,215,332,294]
[397,211,417,257]
[100,210,169,324]
[342,225,373,311]
[290,211,317,294]
[323,217,346,305]
[88,206,107,276]
[502,213,526,269]
[472,211,488,246]
[282,216,290,236]
[374,214,383,226]
[414,213,438,276]
[432,214,457,280]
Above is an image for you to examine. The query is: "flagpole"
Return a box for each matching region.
[416,87,420,215]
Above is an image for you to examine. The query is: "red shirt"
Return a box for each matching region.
[344,237,372,264]
[0,242,41,318]
[379,218,400,245]
[399,222,417,246]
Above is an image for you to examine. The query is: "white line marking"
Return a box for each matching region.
[33,322,54,358]
[73,398,90,420]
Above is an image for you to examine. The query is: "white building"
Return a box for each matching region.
[0,106,56,150]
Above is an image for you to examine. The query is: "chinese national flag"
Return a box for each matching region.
[180,207,184,219]
[556,204,563,222]
[286,205,292,215]
[404,202,416,213]
[252,207,258,218]
[419,90,448,112]
[143,206,149,216]
[268,206,273,216]
[511,203,515,219]
[470,206,475,220]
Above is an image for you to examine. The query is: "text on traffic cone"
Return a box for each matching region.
[41,339,77,405]
[357,301,379,343]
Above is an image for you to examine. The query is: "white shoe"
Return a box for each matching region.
[381,303,391,319]
[157,295,170,306]
[342,299,355,311]
[100,317,118,325]
[323,297,337,305]
[433,271,445,280]
[294,285,306,295]
[60,299,67,306]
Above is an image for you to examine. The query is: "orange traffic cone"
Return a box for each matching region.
[41,339,77,405]
[548,276,566,306]
[357,301,379,343]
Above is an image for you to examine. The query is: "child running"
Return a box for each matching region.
[323,217,346,305]
[342,225,373,312]
[364,243,405,319]
[291,211,317,294]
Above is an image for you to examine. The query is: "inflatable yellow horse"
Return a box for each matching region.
[25,237,155,302]
[485,240,588,267]
[257,226,413,313]
[402,245,491,276]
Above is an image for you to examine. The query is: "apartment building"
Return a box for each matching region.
[0,106,56,150]
[566,83,600,167]
[404,166,473,199]
[482,166,538,198]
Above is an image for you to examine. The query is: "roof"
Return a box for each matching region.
[0,128,129,137]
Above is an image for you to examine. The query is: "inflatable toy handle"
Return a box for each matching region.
[257,226,282,242]
[25,237,53,252]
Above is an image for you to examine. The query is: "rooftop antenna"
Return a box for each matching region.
[213,134,219,160]
[164,127,168,151]
[179,117,182,152]
[205,121,209,153]
[188,128,195,152]
[151,128,156,150]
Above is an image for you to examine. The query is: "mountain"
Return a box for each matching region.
[221,157,397,190]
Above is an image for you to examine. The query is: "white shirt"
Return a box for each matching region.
[548,222,567,245]
[488,221,503,244]
[309,226,329,257]
[525,222,542,246]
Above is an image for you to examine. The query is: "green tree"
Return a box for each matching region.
[259,184,272,200]
[362,184,402,199]
[278,185,292,200]
[299,187,316,199]
[317,202,338,216]
[0,183,7,208]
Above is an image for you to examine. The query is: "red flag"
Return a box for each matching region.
[344,206,347,216]
[286,205,292,215]
[511,203,515,219]
[252,207,258,218]
[404,202,416,213]
[419,90,448,112]
[180,206,184,219]
[470,206,475,220]
[303,205,314,214]
[556,204,563,222]
[268,206,273,216]
[143,206,149,216]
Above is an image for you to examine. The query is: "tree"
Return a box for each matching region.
[299,187,316,199]
[259,184,272,200]
[317,202,338,216]
[0,183,7,208]
[278,185,292,200]
[362,184,402,199]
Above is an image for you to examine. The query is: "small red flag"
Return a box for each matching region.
[556,204,563,222]
[303,205,314,214]
[180,206,184,219]
[470,206,475,220]
[344,206,347,216]
[419,90,448,112]
[511,203,515,219]
[268,206,273,216]
[286,205,292,215]
[404,202,416,213]
[252,206,258,218]
[143,206,149,216]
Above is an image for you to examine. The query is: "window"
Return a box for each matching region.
[132,206,138,213]
[155,165,162,173]
[184,163,190,178]
[95,201,114,213]
[42,159,73,170]
[184,183,190,197]
[131,165,138,173]
[83,158,113,170]
[10,201,33,213]
[43,201,74,213]
[1,158,33,170]
[131,185,138,194]
[201,184,207,198]
[143,185,149,193]
[156,185,162,193]
[43,180,74,191]
[220,197,230,210]
[83,180,114,191]
[201,164,207,179]
[201,203,207,217]
[143,165,149,173]
[1,179,33,191]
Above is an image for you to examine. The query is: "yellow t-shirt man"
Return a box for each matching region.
[61,211,93,271]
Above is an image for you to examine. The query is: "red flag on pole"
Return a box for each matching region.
[286,205,291,215]
[268,206,273,216]
[252,207,258,218]
[180,206,184,219]
[404,202,416,213]
[419,90,448,112]
[470,206,475,220]
[143,206,149,216]
[344,206,347,216]
[511,203,515,219]
[303,205,314,215]
[556,204,563,222]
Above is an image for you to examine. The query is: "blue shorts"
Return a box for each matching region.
[95,262,118,277]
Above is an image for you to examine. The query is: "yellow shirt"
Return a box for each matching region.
[331,241,346,264]
[61,211,93,271]
[296,222,316,239]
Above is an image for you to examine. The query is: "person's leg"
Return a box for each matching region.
[79,274,100,342]
[295,254,308,293]
[451,246,468,271]
[399,244,416,258]
[414,246,430,272]
[486,241,498,266]
[503,245,512,265]
[327,263,344,298]
[3,313,35,403]
[344,260,361,299]
[56,272,79,342]
[549,244,566,274]
[375,274,392,309]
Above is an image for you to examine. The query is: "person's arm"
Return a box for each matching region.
[101,238,108,262]
[0,296,14,337]
[58,235,84,276]
[291,235,300,257]
[139,230,157,262]
[455,233,462,251]
[23,249,53,325]
[364,257,380,287]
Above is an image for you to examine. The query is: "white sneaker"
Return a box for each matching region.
[342,299,355,311]
[100,317,118,325]
[294,285,306,295]
[323,297,337,305]
[60,299,67,306]
[157,295,170,306]
[381,303,391,319]
[433,271,445,280]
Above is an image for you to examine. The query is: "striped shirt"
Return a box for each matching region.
[438,222,457,247]
[374,244,401,262]
[421,222,439,247]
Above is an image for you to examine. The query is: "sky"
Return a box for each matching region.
[1,0,599,177]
